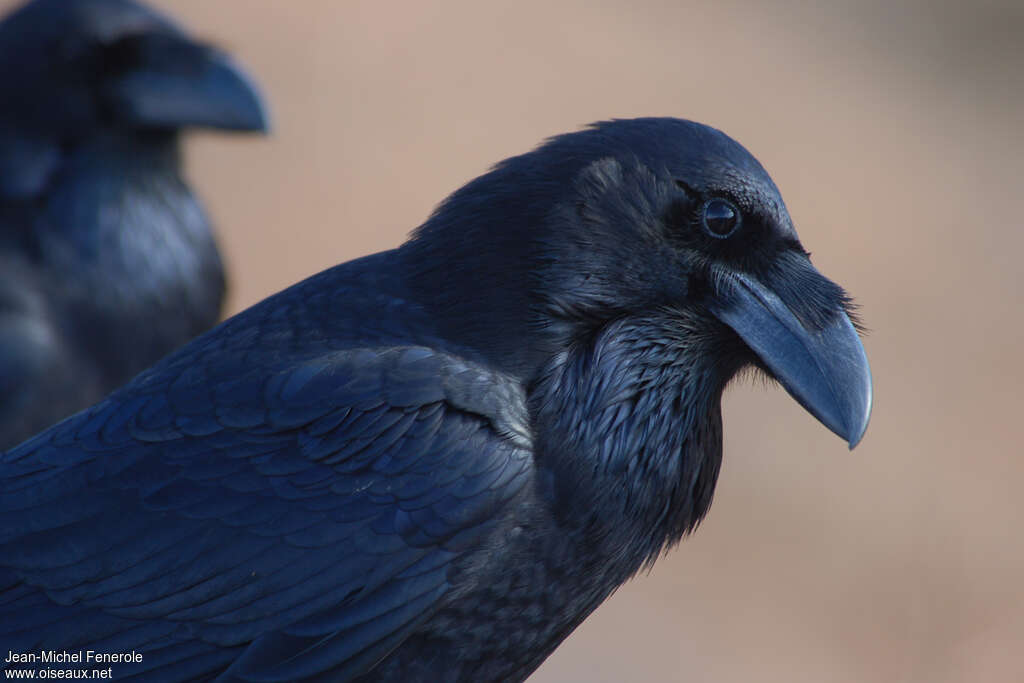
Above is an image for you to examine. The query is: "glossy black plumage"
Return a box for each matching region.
[0,118,871,681]
[0,0,267,448]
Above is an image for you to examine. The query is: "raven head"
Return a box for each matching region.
[408,118,871,448]
[0,0,268,138]
[543,119,871,447]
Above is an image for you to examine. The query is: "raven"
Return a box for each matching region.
[0,118,871,681]
[0,0,267,448]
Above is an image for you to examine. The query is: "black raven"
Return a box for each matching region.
[0,118,871,681]
[0,0,267,448]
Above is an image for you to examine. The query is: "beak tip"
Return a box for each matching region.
[234,95,271,133]
[219,55,271,132]
[846,416,869,450]
[842,367,873,450]
[202,55,271,133]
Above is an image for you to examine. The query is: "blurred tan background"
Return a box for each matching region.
[12,0,1024,680]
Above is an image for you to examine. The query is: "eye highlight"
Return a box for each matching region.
[701,198,741,238]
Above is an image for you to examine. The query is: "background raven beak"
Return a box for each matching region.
[710,271,873,448]
[107,38,269,132]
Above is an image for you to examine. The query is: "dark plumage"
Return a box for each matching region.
[0,0,267,448]
[0,118,871,681]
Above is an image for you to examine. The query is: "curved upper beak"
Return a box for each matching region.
[709,270,872,448]
[107,37,269,133]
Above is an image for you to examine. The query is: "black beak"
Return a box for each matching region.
[709,270,872,448]
[105,35,269,133]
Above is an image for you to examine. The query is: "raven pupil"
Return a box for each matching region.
[702,199,740,238]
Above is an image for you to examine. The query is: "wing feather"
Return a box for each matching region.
[1,345,532,681]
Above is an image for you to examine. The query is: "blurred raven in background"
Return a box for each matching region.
[0,118,871,681]
[0,0,267,448]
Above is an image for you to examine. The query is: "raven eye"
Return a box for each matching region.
[702,198,740,238]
